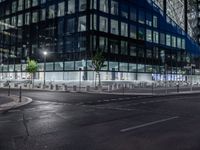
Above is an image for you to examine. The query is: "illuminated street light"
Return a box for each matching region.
[43,51,47,88]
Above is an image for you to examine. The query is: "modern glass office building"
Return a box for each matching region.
[0,0,200,82]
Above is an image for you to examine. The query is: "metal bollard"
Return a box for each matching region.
[8,85,11,96]
[19,86,22,102]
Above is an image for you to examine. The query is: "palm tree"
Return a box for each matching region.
[91,50,106,87]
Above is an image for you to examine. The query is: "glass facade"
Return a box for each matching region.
[0,0,198,81]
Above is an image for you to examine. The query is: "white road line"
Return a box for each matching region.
[120,116,179,132]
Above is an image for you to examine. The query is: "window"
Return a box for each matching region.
[41,0,46,4]
[129,63,137,72]
[25,0,31,9]
[109,61,118,71]
[138,27,145,40]
[111,0,118,15]
[153,31,159,44]
[32,0,38,7]
[65,61,74,70]
[99,37,108,52]
[146,13,152,26]
[110,39,119,54]
[66,18,75,34]
[121,41,128,55]
[49,5,55,18]
[130,7,137,21]
[177,37,181,49]
[139,10,145,24]
[182,39,185,49]
[130,45,137,56]
[40,9,46,21]
[153,16,158,28]
[111,19,119,35]
[166,34,171,46]
[90,0,97,9]
[79,0,87,11]
[25,12,30,25]
[146,29,152,42]
[99,16,108,32]
[11,16,16,26]
[90,14,97,30]
[146,49,152,58]
[32,12,38,23]
[119,63,128,72]
[17,14,23,26]
[121,4,128,19]
[78,16,86,31]
[100,0,108,13]
[78,36,86,51]
[68,0,75,14]
[160,33,165,45]
[130,25,137,39]
[18,0,23,11]
[12,1,17,13]
[58,2,65,17]
[172,36,176,47]
[138,47,145,57]
[121,22,128,37]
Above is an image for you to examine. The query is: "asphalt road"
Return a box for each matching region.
[1,89,200,150]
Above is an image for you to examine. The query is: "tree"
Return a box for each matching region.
[26,59,38,88]
[91,51,106,87]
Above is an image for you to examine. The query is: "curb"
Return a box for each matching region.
[0,95,32,113]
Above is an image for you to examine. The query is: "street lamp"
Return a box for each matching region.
[43,51,47,88]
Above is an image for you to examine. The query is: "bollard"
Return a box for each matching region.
[73,85,77,92]
[8,85,11,96]
[152,83,154,95]
[19,86,22,102]
[108,85,112,92]
[62,84,68,91]
[86,86,90,92]
[177,84,179,93]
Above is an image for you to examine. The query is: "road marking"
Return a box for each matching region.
[120,116,179,132]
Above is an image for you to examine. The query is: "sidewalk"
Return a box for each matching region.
[0,95,32,113]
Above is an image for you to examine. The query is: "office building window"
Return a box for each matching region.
[90,14,97,30]
[78,36,86,51]
[100,0,108,13]
[130,25,137,39]
[58,2,65,17]
[18,0,23,11]
[66,18,75,34]
[110,39,119,54]
[18,14,23,26]
[138,27,145,40]
[99,37,108,52]
[166,34,171,46]
[130,7,137,21]
[49,5,55,18]
[40,9,46,21]
[109,61,119,71]
[121,3,128,19]
[32,11,38,23]
[130,45,137,57]
[129,63,137,72]
[160,33,165,45]
[32,0,38,7]
[139,10,145,24]
[41,0,46,4]
[25,12,30,25]
[121,41,128,55]
[146,29,152,42]
[111,19,119,35]
[111,0,118,15]
[11,16,16,26]
[68,0,75,14]
[182,39,185,49]
[25,0,31,9]
[120,63,128,71]
[153,16,158,28]
[177,37,182,49]
[172,36,176,47]
[121,22,128,37]
[78,16,86,31]
[12,1,17,13]
[79,0,87,11]
[153,31,159,44]
[138,47,145,57]
[146,49,152,58]
[146,13,152,26]
[99,16,108,32]
[90,0,97,9]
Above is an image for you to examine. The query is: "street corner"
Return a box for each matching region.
[0,95,32,113]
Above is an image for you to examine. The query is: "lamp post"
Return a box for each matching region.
[43,51,47,88]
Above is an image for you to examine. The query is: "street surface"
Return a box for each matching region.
[0,89,200,150]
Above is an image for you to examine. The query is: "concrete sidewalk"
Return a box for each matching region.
[0,95,32,112]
